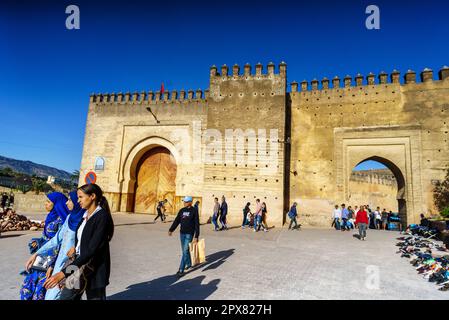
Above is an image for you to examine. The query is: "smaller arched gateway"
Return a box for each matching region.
[350,156,407,225]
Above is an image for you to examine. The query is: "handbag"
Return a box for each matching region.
[58,256,94,300]
[31,255,53,272]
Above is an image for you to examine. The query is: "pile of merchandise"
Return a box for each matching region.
[0,211,44,232]
[396,226,449,291]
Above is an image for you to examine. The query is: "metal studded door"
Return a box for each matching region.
[133,147,177,214]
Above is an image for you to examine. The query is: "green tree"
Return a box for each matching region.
[31,177,46,194]
[0,167,15,177]
[71,170,80,184]
[434,169,449,216]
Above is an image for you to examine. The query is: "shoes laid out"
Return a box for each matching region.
[396,232,449,291]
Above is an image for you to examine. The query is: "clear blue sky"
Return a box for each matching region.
[1,0,448,173]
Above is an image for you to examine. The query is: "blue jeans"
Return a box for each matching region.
[334,218,341,230]
[242,213,249,227]
[212,214,219,230]
[179,233,193,272]
[220,214,227,229]
[341,218,348,230]
[254,215,262,231]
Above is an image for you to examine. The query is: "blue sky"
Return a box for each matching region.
[1,0,448,173]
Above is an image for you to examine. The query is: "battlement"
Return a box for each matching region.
[210,61,287,80]
[290,66,449,93]
[89,88,209,104]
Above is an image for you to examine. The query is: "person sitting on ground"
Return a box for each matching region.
[420,213,430,228]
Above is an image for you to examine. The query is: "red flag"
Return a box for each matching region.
[160,82,165,94]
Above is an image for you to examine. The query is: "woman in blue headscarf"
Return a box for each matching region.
[20,192,69,300]
[23,190,85,300]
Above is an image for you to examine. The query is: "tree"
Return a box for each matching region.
[434,169,449,216]
[71,170,80,184]
[0,167,15,177]
[31,177,46,194]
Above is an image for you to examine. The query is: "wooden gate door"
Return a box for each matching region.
[133,147,177,214]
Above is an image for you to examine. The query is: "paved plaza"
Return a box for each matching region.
[0,212,447,300]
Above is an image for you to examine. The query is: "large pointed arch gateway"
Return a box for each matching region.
[133,146,177,214]
[118,137,181,214]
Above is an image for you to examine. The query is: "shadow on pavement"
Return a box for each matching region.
[0,234,25,239]
[108,249,234,300]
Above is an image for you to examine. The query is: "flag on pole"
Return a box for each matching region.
[160,82,165,94]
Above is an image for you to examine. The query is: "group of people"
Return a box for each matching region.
[332,204,401,231]
[212,196,228,231]
[241,199,269,232]
[1,191,14,211]
[331,203,404,240]
[20,183,114,300]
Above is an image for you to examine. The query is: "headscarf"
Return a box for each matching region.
[67,190,85,231]
[44,192,70,235]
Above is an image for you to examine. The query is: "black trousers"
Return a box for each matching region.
[73,287,106,300]
[154,211,165,221]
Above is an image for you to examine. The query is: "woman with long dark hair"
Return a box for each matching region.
[43,183,114,300]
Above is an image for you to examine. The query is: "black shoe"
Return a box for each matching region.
[176,271,185,277]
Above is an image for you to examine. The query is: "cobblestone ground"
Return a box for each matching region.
[1,212,448,300]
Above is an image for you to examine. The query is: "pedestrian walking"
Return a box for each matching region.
[44,184,114,300]
[259,202,268,232]
[341,204,349,231]
[212,198,220,231]
[253,199,262,232]
[219,196,228,230]
[242,202,251,229]
[154,199,168,222]
[168,196,200,277]
[355,205,369,241]
[288,202,299,230]
[332,205,341,230]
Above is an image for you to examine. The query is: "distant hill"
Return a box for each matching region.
[0,155,72,181]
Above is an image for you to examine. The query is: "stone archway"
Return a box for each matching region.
[334,125,424,226]
[350,156,407,224]
[119,137,180,213]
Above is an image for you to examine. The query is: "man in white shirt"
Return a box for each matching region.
[374,206,382,230]
[332,205,342,230]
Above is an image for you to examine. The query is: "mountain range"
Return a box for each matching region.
[0,155,73,181]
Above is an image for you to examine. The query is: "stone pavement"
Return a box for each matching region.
[0,212,448,300]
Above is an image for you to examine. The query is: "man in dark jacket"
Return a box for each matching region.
[219,196,228,230]
[169,196,200,277]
